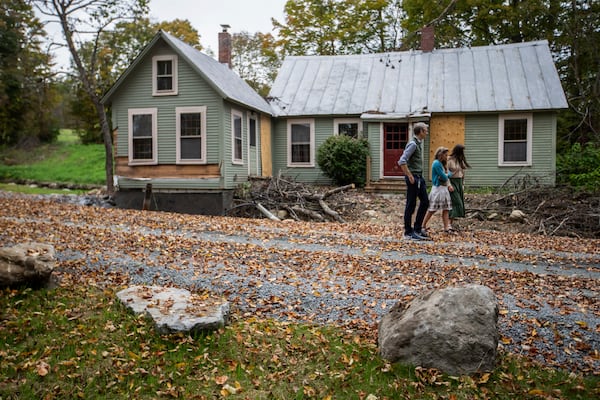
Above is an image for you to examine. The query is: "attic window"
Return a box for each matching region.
[152,55,178,96]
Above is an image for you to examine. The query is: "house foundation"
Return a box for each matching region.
[114,189,233,216]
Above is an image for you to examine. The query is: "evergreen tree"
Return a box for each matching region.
[0,0,58,146]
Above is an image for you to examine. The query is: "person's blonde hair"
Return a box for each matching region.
[434,146,449,160]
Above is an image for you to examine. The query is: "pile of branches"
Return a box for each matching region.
[469,185,600,239]
[228,175,355,223]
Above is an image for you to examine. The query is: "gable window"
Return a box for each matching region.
[334,118,361,138]
[498,114,532,166]
[288,119,315,167]
[128,108,157,165]
[152,55,178,96]
[232,110,243,164]
[176,106,206,163]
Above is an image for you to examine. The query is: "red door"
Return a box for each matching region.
[383,123,409,177]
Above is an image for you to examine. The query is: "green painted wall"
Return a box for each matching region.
[464,113,556,188]
[222,104,258,189]
[272,117,334,185]
[272,113,556,189]
[365,122,381,179]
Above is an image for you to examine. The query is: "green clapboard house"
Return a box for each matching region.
[102,27,568,215]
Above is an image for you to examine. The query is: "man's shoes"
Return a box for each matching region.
[416,228,429,238]
[404,231,427,240]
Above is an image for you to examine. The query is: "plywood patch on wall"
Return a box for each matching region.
[429,115,465,162]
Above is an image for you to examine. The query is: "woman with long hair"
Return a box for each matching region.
[422,146,454,234]
[447,144,470,228]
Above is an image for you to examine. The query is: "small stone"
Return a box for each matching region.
[509,209,526,223]
[117,285,229,334]
[487,212,499,220]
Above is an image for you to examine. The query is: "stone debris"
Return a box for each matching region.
[117,285,229,334]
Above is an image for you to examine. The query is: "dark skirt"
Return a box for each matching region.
[449,177,465,218]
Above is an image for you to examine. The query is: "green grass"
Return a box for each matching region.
[0,129,105,186]
[0,182,89,195]
[1,286,598,399]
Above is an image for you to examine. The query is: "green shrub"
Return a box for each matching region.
[317,135,370,187]
[557,142,600,191]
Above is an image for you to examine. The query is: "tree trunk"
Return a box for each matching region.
[95,100,115,195]
[45,2,117,195]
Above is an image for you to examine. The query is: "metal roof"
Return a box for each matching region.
[268,40,568,118]
[103,31,272,115]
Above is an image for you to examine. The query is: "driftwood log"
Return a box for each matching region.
[0,243,56,288]
[230,175,355,223]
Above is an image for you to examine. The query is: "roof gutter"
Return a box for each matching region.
[360,112,431,121]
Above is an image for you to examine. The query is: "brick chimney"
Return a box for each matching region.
[420,25,435,52]
[218,24,232,68]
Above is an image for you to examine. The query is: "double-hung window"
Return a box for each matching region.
[232,110,243,164]
[152,55,178,96]
[176,106,206,163]
[128,108,157,165]
[334,118,361,138]
[498,114,532,166]
[288,119,315,167]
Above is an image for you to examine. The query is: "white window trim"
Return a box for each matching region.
[152,55,178,96]
[287,118,315,167]
[231,109,244,165]
[333,118,362,137]
[498,113,533,167]
[176,106,206,164]
[247,113,259,175]
[128,108,158,165]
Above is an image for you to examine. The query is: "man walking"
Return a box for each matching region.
[398,122,429,240]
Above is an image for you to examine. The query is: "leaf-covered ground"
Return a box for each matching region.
[1,191,598,376]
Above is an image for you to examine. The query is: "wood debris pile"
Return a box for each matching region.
[228,175,356,223]
[467,186,600,239]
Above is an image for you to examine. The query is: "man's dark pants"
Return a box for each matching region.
[404,175,429,235]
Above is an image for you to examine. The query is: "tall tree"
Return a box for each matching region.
[553,0,600,145]
[273,0,403,56]
[232,31,280,97]
[401,0,599,145]
[34,0,150,195]
[0,0,57,145]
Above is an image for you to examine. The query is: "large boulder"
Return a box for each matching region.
[117,285,230,334]
[378,284,499,375]
[0,242,55,288]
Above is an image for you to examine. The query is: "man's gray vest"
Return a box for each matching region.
[407,137,423,175]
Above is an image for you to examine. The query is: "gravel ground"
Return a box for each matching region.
[1,191,599,375]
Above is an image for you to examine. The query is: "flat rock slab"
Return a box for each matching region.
[117,285,229,334]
